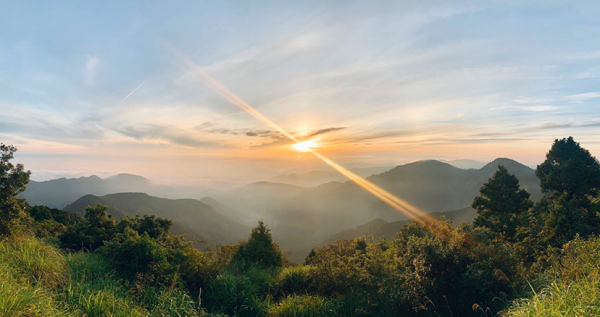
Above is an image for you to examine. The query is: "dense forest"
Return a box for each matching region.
[1,137,600,316]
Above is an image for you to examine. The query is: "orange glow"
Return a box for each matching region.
[294,140,317,152]
[170,46,436,224]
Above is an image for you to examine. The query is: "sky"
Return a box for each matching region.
[1,1,600,185]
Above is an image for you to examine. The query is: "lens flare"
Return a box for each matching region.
[294,140,317,152]
[169,45,434,224]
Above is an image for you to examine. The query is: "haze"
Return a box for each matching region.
[2,1,600,185]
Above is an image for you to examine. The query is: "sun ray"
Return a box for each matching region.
[169,46,438,224]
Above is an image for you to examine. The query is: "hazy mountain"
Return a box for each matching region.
[19,173,218,209]
[227,158,541,261]
[63,193,248,247]
[442,159,487,170]
[328,207,477,242]
[270,166,395,187]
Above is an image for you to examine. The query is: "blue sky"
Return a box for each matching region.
[1,1,600,184]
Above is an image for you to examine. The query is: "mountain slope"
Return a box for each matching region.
[63,193,248,247]
[328,207,477,242]
[270,166,395,187]
[237,158,541,260]
[19,173,218,209]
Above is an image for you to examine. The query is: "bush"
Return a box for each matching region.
[100,229,178,287]
[60,252,146,317]
[203,268,273,316]
[268,294,338,317]
[275,266,316,297]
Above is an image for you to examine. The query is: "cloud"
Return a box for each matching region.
[85,56,100,85]
[566,92,600,101]
[490,105,559,112]
[116,125,218,148]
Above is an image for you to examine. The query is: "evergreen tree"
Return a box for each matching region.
[535,137,600,246]
[536,136,600,199]
[0,144,31,235]
[232,221,283,269]
[472,165,533,242]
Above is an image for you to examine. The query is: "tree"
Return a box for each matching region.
[232,221,283,269]
[535,137,600,246]
[536,137,600,199]
[0,144,31,235]
[59,204,117,250]
[472,165,533,242]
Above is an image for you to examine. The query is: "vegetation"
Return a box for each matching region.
[1,137,600,316]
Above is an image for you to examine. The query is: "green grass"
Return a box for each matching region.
[268,294,338,317]
[504,237,600,317]
[0,235,208,317]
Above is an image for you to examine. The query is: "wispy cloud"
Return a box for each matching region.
[490,105,559,112]
[85,56,100,85]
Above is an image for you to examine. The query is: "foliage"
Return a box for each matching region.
[473,165,533,242]
[59,204,117,251]
[268,294,338,317]
[101,229,178,287]
[531,137,600,248]
[536,136,600,199]
[232,221,283,270]
[26,205,80,238]
[504,237,600,316]
[0,143,31,236]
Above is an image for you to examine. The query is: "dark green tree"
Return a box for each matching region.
[232,221,283,269]
[472,165,533,242]
[536,136,600,199]
[59,204,117,250]
[535,137,600,246]
[0,144,31,235]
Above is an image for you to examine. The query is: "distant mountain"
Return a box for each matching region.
[270,166,395,187]
[328,207,477,242]
[223,158,541,261]
[63,193,248,247]
[19,173,218,209]
[442,159,487,170]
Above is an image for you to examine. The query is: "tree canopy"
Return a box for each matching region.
[472,165,533,242]
[536,136,600,199]
[0,143,31,235]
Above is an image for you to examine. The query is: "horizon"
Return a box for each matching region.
[3,1,600,184]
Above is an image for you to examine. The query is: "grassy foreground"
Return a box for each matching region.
[0,235,206,317]
[504,237,600,317]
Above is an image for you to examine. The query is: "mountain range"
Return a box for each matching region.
[19,157,541,262]
[63,193,248,247]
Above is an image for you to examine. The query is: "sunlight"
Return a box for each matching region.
[293,140,317,152]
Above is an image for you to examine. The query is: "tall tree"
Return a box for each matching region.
[472,165,533,242]
[232,221,283,269]
[535,137,600,246]
[0,144,31,235]
[536,136,600,199]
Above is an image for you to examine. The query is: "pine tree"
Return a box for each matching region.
[472,165,533,242]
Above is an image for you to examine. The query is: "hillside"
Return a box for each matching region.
[19,173,217,209]
[270,166,395,187]
[328,207,476,242]
[232,158,540,260]
[63,193,248,247]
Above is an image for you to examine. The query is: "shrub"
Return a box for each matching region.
[268,295,338,317]
[100,229,178,287]
[275,265,316,297]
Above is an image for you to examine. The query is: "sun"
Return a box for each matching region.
[293,140,317,152]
